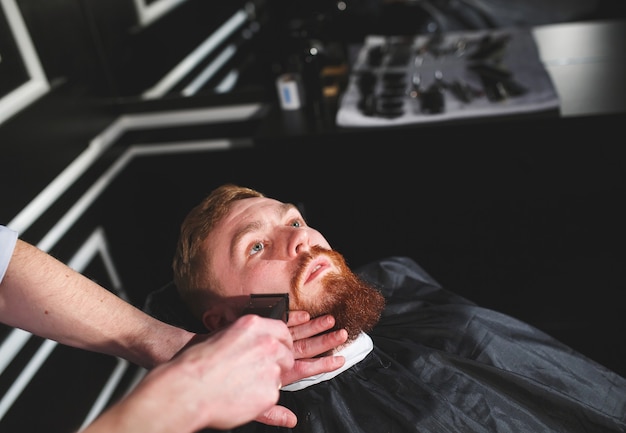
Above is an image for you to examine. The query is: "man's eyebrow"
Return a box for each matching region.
[229,202,299,258]
[281,202,298,215]
[230,220,262,259]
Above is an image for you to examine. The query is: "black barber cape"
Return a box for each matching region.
[145,257,626,433]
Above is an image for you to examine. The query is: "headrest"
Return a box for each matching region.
[143,281,207,333]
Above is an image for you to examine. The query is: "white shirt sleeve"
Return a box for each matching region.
[0,225,19,284]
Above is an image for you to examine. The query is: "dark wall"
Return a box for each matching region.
[15,0,105,92]
[12,0,262,99]
[1,0,272,225]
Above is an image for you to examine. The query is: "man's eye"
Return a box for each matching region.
[250,242,264,256]
[290,220,302,228]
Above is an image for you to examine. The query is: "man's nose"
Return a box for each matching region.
[287,226,310,258]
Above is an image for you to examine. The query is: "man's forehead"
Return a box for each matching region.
[226,197,293,221]
[211,197,298,242]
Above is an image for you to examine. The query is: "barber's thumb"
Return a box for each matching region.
[255,405,297,428]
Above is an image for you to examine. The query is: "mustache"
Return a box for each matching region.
[291,245,337,291]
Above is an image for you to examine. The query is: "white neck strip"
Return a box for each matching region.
[281,332,373,391]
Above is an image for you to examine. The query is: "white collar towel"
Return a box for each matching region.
[281,332,374,391]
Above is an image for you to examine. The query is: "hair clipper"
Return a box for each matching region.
[242,293,289,323]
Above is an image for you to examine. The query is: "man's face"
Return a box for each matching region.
[202,196,384,340]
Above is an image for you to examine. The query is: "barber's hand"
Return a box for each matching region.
[177,312,346,429]
[253,312,347,427]
[218,312,346,388]
[142,315,295,432]
[285,311,347,384]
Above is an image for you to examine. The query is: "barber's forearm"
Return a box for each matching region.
[0,240,194,369]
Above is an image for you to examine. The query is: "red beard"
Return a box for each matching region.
[290,246,385,343]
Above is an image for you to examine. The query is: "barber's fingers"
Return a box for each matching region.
[286,310,311,327]
[283,354,346,387]
[288,312,336,343]
[289,314,348,359]
[231,314,294,352]
[282,313,347,386]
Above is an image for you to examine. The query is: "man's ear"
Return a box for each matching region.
[202,304,235,332]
